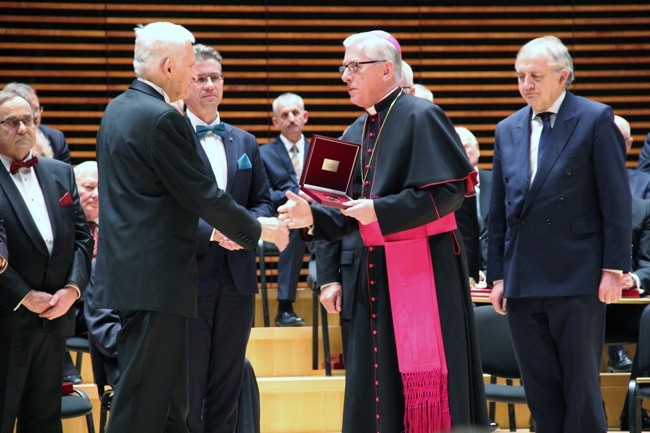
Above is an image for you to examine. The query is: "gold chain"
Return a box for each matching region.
[359,92,401,198]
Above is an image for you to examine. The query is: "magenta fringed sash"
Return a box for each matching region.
[359,214,457,433]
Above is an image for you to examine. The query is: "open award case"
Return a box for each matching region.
[299,134,360,209]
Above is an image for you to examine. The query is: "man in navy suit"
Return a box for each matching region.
[2,82,72,164]
[94,22,287,433]
[260,93,311,326]
[0,91,92,433]
[488,36,631,433]
[184,43,273,433]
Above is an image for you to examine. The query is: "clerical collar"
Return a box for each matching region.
[187,109,221,130]
[365,87,401,115]
[137,78,171,103]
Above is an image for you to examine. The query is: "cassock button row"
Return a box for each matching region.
[369,132,375,138]
[371,296,376,302]
[372,313,377,319]
[375,380,379,385]
[374,347,378,352]
[370,280,375,285]
[373,330,377,335]
[376,414,380,420]
[369,263,374,268]
[365,181,370,186]
[369,247,374,251]
[367,148,373,154]
[365,164,370,170]
[375,363,378,369]
[376,397,379,402]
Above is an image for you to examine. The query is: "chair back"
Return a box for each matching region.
[473,305,521,379]
[637,306,650,374]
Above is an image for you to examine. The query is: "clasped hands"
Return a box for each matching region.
[277,191,378,229]
[22,286,78,320]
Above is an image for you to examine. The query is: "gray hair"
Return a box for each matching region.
[272,93,305,116]
[516,35,574,88]
[413,83,434,103]
[74,160,98,180]
[343,31,403,83]
[401,61,414,88]
[2,82,37,98]
[0,90,35,113]
[133,22,195,78]
[194,43,223,64]
[455,126,478,146]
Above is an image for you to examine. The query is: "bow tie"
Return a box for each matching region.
[195,123,226,138]
[10,157,38,175]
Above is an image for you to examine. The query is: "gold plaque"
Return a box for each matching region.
[322,158,339,173]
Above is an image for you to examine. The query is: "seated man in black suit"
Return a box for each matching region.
[2,82,72,164]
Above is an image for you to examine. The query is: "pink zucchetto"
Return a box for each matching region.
[369,30,401,55]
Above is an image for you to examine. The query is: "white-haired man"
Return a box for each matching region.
[279,30,487,433]
[94,22,288,433]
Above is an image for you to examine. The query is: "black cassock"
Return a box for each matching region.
[311,88,488,432]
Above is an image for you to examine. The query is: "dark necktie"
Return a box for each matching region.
[196,123,226,138]
[537,112,553,163]
[88,221,98,258]
[10,157,38,175]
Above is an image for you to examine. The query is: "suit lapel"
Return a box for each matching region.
[0,164,50,256]
[35,164,64,256]
[511,111,532,200]
[222,125,239,194]
[526,93,578,207]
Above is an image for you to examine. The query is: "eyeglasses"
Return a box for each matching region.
[0,116,36,130]
[338,60,387,75]
[195,74,224,86]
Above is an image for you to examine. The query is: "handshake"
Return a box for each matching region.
[257,217,290,251]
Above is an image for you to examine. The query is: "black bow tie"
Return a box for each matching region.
[10,157,38,175]
[196,123,226,138]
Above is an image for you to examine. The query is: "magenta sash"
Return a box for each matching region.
[359,213,457,433]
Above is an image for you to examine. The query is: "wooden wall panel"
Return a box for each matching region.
[1,1,649,168]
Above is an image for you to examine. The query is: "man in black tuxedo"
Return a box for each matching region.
[94,22,288,433]
[0,91,92,433]
[183,43,274,433]
[2,82,72,164]
[260,92,311,326]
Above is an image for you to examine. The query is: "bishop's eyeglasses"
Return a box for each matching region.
[338,60,387,75]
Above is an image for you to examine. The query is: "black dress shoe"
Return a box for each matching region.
[608,348,634,372]
[63,373,83,385]
[621,409,650,430]
[275,311,305,327]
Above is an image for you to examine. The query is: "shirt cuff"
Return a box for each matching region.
[65,283,81,300]
[603,268,624,274]
[14,293,29,311]
[320,282,340,291]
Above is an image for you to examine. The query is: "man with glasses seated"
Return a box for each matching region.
[2,82,72,164]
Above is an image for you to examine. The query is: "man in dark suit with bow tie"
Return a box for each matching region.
[183,43,273,433]
[260,92,311,326]
[488,36,631,433]
[94,22,288,433]
[2,82,72,164]
[0,90,92,433]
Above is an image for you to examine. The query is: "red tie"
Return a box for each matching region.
[10,157,38,175]
[88,221,98,258]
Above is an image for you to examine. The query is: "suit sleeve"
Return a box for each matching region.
[150,110,261,249]
[487,122,507,284]
[66,167,93,292]
[593,107,633,271]
[84,261,120,358]
[0,216,7,273]
[315,239,342,286]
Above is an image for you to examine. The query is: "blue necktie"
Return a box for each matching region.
[196,123,226,138]
[537,112,553,162]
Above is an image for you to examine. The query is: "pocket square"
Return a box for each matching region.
[59,192,73,206]
[237,154,252,170]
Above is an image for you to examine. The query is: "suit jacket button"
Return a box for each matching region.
[546,219,552,225]
[520,220,525,226]
[565,169,572,176]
